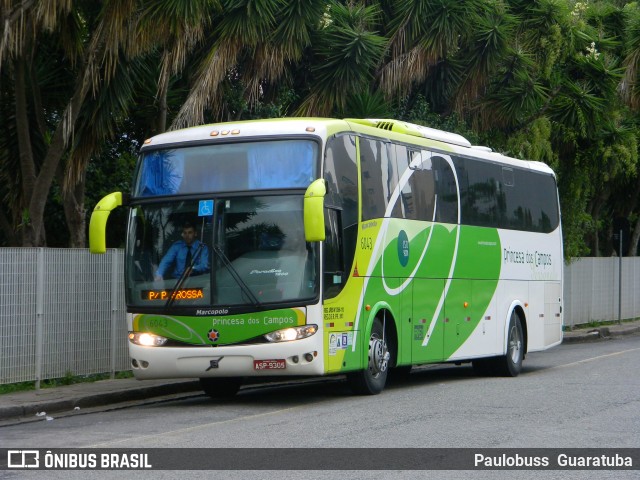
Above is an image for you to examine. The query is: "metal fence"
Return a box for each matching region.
[0,248,128,386]
[563,256,640,329]
[1,249,640,385]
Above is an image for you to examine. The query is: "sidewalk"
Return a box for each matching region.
[562,319,640,343]
[1,320,639,425]
[0,378,201,426]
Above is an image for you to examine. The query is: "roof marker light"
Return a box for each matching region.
[210,131,219,137]
[144,138,152,144]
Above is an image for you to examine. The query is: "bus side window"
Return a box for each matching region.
[323,208,345,299]
[432,156,459,224]
[324,135,358,284]
[359,137,401,220]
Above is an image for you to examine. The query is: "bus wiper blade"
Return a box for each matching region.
[164,244,204,309]
[212,245,261,307]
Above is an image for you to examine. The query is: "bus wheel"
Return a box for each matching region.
[495,312,524,377]
[347,318,390,395]
[199,377,242,399]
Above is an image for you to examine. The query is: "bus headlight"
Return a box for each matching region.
[129,332,168,347]
[264,325,317,343]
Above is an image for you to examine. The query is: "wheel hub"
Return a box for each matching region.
[509,326,521,363]
[369,337,390,376]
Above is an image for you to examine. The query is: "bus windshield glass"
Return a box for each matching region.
[133,139,317,196]
[125,195,318,309]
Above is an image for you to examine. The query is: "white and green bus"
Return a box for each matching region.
[90,118,563,396]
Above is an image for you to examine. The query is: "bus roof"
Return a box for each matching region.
[141,117,555,177]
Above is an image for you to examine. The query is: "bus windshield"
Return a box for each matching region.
[125,195,318,309]
[133,139,317,196]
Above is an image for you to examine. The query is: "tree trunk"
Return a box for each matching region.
[629,217,640,256]
[157,50,171,133]
[58,165,87,247]
[18,42,95,246]
[588,189,608,257]
[624,174,640,256]
[0,209,19,246]
[13,53,41,245]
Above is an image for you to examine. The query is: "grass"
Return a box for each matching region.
[564,317,640,331]
[0,370,134,395]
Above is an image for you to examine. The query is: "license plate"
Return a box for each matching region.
[254,359,286,370]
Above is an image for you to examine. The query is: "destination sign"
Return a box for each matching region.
[141,288,204,301]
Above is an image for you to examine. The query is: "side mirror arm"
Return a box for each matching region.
[89,192,129,253]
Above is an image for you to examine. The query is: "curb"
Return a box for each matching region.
[563,325,640,344]
[0,381,201,422]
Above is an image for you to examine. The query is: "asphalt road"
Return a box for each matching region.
[1,335,639,479]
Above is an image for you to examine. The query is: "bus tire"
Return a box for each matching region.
[347,318,390,395]
[495,312,524,377]
[199,377,242,399]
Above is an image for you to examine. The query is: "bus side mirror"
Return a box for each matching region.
[89,192,126,253]
[304,179,326,242]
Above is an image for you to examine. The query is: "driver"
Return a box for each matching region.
[154,222,209,280]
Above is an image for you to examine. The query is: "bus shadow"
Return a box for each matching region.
[169,362,550,409]
[385,362,555,389]
[386,364,476,389]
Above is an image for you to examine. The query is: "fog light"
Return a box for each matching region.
[304,353,314,362]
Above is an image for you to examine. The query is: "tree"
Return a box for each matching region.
[2,0,639,258]
[171,0,326,128]
[0,1,142,246]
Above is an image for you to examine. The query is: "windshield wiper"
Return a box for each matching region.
[212,245,261,307]
[164,243,205,309]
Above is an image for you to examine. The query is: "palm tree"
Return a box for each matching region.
[0,1,141,246]
[137,0,217,133]
[620,3,640,110]
[297,1,387,116]
[172,0,326,128]
[377,0,486,114]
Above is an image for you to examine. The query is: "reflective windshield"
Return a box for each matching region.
[125,195,318,309]
[134,139,317,196]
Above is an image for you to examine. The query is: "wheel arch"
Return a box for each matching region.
[363,302,400,368]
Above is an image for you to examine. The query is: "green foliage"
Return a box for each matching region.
[307,1,387,114]
[396,95,481,144]
[3,0,640,257]
[344,91,392,118]
[505,117,557,168]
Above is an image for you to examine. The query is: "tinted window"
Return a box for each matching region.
[323,209,345,299]
[324,135,358,282]
[432,156,459,224]
[503,168,559,233]
[455,158,502,228]
[397,147,436,221]
[454,156,559,233]
[360,137,400,220]
[394,146,458,224]
[324,135,358,228]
